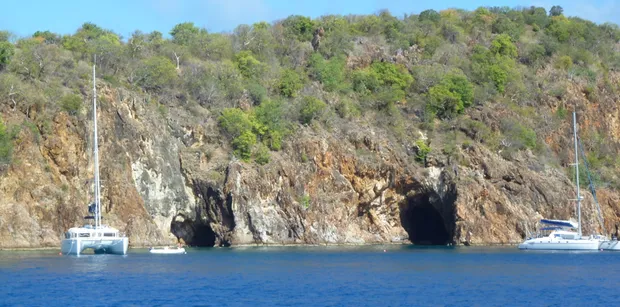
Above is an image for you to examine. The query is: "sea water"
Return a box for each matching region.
[1,245,620,306]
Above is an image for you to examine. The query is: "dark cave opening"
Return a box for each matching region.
[171,216,216,247]
[400,192,454,245]
[191,223,216,247]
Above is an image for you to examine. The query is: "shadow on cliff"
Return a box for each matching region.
[399,187,457,245]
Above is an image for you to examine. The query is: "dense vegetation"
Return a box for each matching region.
[1,6,620,186]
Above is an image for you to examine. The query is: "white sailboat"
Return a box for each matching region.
[60,63,128,255]
[518,112,606,250]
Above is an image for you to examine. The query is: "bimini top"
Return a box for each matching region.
[540,219,578,229]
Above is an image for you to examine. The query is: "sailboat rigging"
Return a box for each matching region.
[60,62,128,255]
[518,112,607,250]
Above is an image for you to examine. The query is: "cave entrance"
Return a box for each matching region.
[191,223,216,247]
[171,216,216,247]
[400,192,454,245]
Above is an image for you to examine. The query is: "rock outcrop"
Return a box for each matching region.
[1,81,619,248]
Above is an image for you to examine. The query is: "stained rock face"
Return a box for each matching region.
[1,84,619,248]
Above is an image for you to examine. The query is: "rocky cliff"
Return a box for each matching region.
[2,78,619,248]
[2,9,620,249]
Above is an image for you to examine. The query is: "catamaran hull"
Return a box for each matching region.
[518,239,601,250]
[61,237,129,255]
[599,240,620,251]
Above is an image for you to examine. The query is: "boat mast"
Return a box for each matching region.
[573,111,581,237]
[93,61,102,229]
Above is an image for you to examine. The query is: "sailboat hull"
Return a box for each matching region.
[61,237,128,255]
[599,240,620,251]
[518,238,601,250]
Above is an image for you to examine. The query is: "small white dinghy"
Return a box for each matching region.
[149,246,186,254]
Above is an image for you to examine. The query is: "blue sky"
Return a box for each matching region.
[1,0,619,39]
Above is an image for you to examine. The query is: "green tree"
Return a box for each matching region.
[473,7,495,28]
[0,31,11,42]
[419,9,440,23]
[203,33,233,60]
[62,22,118,56]
[492,15,523,40]
[33,31,61,44]
[471,38,517,93]
[549,6,563,17]
[282,15,315,42]
[170,22,201,46]
[523,6,548,28]
[135,56,177,90]
[546,15,571,42]
[0,41,14,69]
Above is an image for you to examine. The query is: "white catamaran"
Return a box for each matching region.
[518,112,606,250]
[60,63,128,255]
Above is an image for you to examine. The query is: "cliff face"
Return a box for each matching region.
[2,78,619,248]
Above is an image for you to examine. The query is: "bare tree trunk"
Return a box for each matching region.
[8,84,17,111]
[173,52,180,70]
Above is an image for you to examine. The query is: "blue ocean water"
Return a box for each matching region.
[1,245,620,306]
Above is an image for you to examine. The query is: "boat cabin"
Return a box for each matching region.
[64,225,121,239]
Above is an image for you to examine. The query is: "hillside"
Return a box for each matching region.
[1,6,620,247]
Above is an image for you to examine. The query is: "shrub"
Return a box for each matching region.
[246,81,267,105]
[490,34,518,58]
[277,69,303,97]
[501,119,538,150]
[254,143,270,165]
[253,99,289,150]
[369,61,413,91]
[307,53,346,92]
[352,61,413,101]
[335,98,361,119]
[60,94,83,115]
[135,56,177,90]
[555,55,573,70]
[232,130,256,161]
[427,72,474,119]
[300,96,327,124]
[218,108,253,138]
[414,139,431,163]
[235,50,266,79]
[0,118,13,165]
